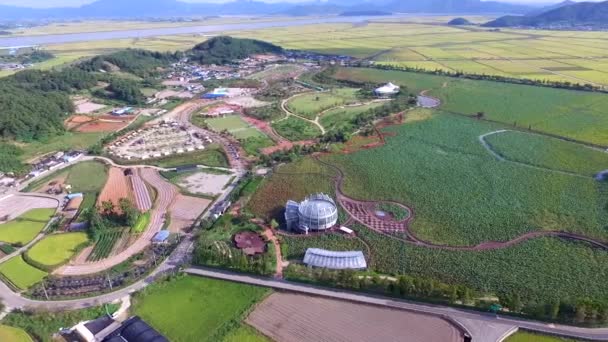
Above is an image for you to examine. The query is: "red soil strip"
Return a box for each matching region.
[97,167,135,212]
[74,115,136,133]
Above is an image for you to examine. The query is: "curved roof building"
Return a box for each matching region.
[285,193,338,233]
[304,248,367,270]
[374,82,400,96]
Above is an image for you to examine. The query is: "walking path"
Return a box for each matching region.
[313,156,608,252]
[56,169,178,276]
[185,267,608,342]
[280,93,327,134]
[262,228,284,279]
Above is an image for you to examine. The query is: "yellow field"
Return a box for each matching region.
[4,16,608,86]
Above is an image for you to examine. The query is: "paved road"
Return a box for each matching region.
[0,237,193,311]
[184,267,608,342]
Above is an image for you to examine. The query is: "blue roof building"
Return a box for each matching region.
[152,230,170,243]
[66,193,84,199]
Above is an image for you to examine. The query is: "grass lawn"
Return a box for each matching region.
[272,117,321,141]
[0,209,55,245]
[25,232,89,269]
[206,116,266,140]
[320,102,385,131]
[0,325,33,342]
[140,87,159,97]
[241,136,275,156]
[505,331,583,342]
[222,325,269,342]
[66,161,109,193]
[485,131,608,176]
[132,276,269,342]
[287,88,360,119]
[148,146,229,168]
[18,132,107,162]
[0,256,47,290]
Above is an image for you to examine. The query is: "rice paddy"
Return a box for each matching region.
[25,232,89,270]
[0,209,56,246]
[0,256,47,290]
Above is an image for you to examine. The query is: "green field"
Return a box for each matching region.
[66,161,109,193]
[222,325,269,342]
[505,331,583,342]
[485,131,608,176]
[286,88,360,119]
[272,117,322,141]
[319,102,385,131]
[0,256,47,290]
[148,146,229,168]
[25,232,89,269]
[19,132,107,162]
[206,116,266,139]
[0,209,56,246]
[332,67,608,145]
[132,212,151,233]
[0,325,33,342]
[241,136,275,156]
[325,112,608,245]
[132,276,269,342]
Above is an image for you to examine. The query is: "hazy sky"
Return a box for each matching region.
[0,0,601,8]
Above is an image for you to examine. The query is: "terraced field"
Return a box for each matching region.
[0,256,47,290]
[0,209,56,246]
[26,232,89,270]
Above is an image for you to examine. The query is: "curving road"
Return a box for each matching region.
[56,169,178,276]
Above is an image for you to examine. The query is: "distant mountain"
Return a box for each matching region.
[340,10,393,17]
[448,17,473,25]
[483,0,608,28]
[0,0,533,20]
[526,0,575,16]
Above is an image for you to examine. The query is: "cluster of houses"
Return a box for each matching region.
[28,151,84,178]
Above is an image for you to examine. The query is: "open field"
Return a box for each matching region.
[0,325,33,342]
[331,67,608,146]
[0,196,57,222]
[132,275,269,342]
[272,117,321,141]
[97,167,133,209]
[229,21,608,86]
[286,88,360,119]
[168,195,211,233]
[505,331,583,342]
[0,256,47,290]
[147,146,229,168]
[0,208,55,246]
[484,131,608,177]
[247,292,462,342]
[326,112,608,245]
[320,102,386,131]
[176,171,233,196]
[25,233,89,270]
[18,132,107,162]
[66,161,109,193]
[206,115,267,140]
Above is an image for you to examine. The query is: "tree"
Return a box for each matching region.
[270,219,279,230]
[101,201,115,216]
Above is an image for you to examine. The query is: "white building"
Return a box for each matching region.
[375,82,400,97]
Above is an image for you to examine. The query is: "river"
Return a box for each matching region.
[0,15,412,48]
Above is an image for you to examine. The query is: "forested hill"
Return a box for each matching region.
[189,36,283,65]
[483,0,608,28]
[0,36,283,173]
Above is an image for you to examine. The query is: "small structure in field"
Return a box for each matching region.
[233,231,266,256]
[374,82,400,97]
[152,230,170,244]
[303,248,367,270]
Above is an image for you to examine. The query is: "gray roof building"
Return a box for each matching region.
[303,248,367,270]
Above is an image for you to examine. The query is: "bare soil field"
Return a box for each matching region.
[97,167,134,210]
[176,171,233,196]
[246,293,463,342]
[65,115,94,130]
[74,99,107,114]
[32,173,68,194]
[155,89,194,99]
[168,195,211,233]
[226,96,269,108]
[0,195,58,222]
[75,115,136,133]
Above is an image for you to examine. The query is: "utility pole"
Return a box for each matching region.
[107,273,113,291]
[41,281,49,301]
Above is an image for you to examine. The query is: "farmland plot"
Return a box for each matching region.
[325,113,608,245]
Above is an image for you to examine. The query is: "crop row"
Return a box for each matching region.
[88,230,124,262]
